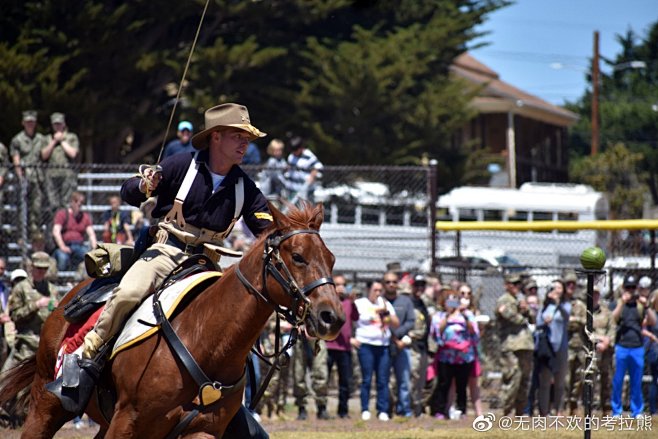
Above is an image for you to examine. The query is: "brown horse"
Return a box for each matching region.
[0,202,345,438]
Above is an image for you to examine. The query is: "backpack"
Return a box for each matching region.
[534,325,555,371]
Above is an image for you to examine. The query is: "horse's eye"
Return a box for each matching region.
[292,253,306,264]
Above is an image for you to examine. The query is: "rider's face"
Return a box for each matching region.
[214,129,251,166]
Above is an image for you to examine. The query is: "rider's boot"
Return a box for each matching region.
[45,329,106,415]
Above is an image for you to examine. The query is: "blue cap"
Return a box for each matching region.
[177,121,193,132]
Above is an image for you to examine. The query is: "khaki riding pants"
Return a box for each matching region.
[94,243,187,342]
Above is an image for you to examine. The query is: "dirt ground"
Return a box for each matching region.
[0,414,470,438]
[0,396,473,438]
[3,389,654,438]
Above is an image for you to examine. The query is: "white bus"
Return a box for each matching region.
[436,182,609,267]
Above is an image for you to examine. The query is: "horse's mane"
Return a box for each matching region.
[250,201,320,249]
[284,201,319,229]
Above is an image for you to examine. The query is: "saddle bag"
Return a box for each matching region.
[63,277,119,323]
[84,243,134,278]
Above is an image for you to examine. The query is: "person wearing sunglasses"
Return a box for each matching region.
[353,281,400,422]
[382,271,416,419]
[611,274,657,418]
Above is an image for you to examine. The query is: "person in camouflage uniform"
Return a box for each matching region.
[9,110,47,233]
[408,274,430,417]
[0,252,57,425]
[258,314,294,420]
[563,270,587,415]
[41,112,80,213]
[591,286,615,414]
[292,328,330,420]
[495,273,534,416]
[0,252,58,374]
[0,142,8,252]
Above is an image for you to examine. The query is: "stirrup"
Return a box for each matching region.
[45,344,110,415]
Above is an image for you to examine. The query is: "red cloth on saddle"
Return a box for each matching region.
[61,306,105,354]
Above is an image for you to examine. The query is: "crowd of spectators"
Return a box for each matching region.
[249,268,658,422]
[2,114,658,428]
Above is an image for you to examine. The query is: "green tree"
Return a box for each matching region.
[0,0,508,167]
[570,143,646,219]
[568,20,658,204]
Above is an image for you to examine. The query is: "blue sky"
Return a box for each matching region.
[470,0,658,106]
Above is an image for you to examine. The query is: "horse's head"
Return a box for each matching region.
[260,202,345,340]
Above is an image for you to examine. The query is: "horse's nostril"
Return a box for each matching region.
[319,310,336,326]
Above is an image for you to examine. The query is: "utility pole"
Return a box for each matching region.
[591,30,600,156]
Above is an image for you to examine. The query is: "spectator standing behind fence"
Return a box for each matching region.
[611,274,656,418]
[592,285,615,415]
[0,258,11,367]
[326,274,359,419]
[354,281,399,422]
[285,136,322,203]
[495,273,534,417]
[162,121,194,159]
[563,269,587,415]
[383,271,415,418]
[428,289,479,420]
[101,195,134,245]
[0,253,57,426]
[42,112,79,214]
[0,142,8,250]
[644,290,658,415]
[1,252,58,375]
[0,141,7,190]
[292,328,330,420]
[52,192,97,271]
[536,279,570,417]
[27,232,59,283]
[456,283,484,417]
[258,315,293,420]
[408,274,430,417]
[10,110,46,233]
[259,139,287,198]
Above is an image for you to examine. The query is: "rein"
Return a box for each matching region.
[150,227,333,436]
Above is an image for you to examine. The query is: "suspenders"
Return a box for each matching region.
[163,152,245,244]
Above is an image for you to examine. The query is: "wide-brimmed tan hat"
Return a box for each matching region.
[191,103,266,149]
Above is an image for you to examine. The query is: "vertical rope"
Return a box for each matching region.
[157,0,212,164]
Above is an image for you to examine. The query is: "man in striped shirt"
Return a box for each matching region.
[285,136,323,203]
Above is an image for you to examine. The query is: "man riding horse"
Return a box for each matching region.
[81,102,272,435]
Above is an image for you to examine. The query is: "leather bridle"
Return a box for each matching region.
[236,228,334,327]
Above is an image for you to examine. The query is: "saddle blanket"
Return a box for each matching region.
[54,271,221,377]
[111,271,221,358]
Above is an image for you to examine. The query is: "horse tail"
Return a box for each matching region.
[0,355,37,411]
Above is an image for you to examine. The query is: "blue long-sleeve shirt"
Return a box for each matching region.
[121,149,272,237]
[537,301,571,353]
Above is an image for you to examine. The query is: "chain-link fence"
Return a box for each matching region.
[3,162,657,402]
[0,163,433,284]
[1,163,656,296]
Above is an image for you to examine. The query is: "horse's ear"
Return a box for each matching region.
[309,203,324,230]
[267,201,290,230]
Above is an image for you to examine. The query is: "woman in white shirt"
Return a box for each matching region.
[353,281,399,421]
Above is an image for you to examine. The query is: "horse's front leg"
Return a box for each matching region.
[20,374,74,439]
[103,404,137,439]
